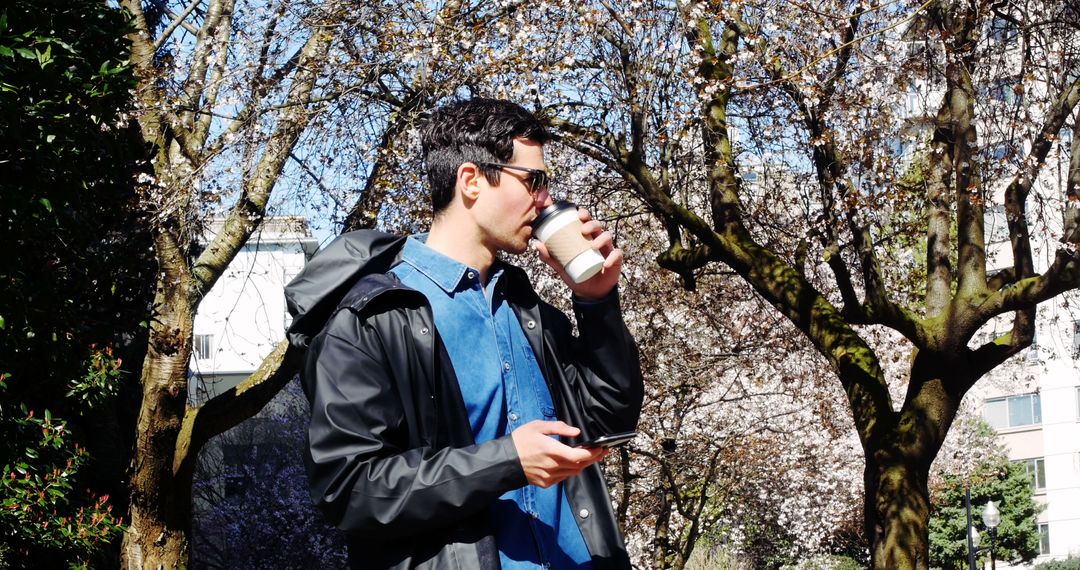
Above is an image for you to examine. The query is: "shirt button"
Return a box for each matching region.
[503,361,511,371]
[509,412,519,421]
[530,511,539,519]
[466,271,475,280]
[526,320,536,329]
[420,327,429,335]
[578,508,590,519]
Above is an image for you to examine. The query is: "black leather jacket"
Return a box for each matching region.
[285,231,644,569]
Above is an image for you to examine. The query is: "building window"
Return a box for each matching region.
[984,393,1042,429]
[222,440,285,498]
[1076,386,1080,419]
[984,206,1009,244]
[1016,458,1046,492]
[194,334,214,360]
[989,15,1019,45]
[222,444,251,497]
[989,142,1016,161]
[985,78,1023,106]
[1038,523,1050,555]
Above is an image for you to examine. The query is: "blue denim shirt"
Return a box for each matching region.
[391,236,593,570]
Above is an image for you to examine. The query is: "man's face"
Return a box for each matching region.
[473,138,553,255]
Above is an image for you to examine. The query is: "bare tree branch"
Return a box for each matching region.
[177,0,233,132]
[191,10,340,300]
[172,341,302,483]
[152,0,205,52]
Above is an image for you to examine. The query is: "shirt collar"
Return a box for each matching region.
[400,235,505,294]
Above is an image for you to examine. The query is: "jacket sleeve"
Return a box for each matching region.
[549,290,645,437]
[304,314,527,537]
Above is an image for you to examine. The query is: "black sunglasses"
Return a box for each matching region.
[477,162,550,195]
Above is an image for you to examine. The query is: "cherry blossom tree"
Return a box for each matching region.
[115,0,566,566]
[189,380,346,569]
[508,160,869,567]
[117,1,347,563]
[111,0,1078,567]
[460,0,1080,567]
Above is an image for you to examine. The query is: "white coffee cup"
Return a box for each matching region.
[532,201,605,283]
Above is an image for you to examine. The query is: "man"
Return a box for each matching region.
[284,98,643,569]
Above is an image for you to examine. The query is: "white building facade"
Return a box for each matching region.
[981,308,1080,565]
[188,216,319,404]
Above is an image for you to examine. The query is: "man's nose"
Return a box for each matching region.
[534,186,553,208]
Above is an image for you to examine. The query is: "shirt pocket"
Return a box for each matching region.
[518,342,558,420]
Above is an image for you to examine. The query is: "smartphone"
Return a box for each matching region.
[575,431,636,449]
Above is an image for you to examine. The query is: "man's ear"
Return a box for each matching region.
[457,162,483,202]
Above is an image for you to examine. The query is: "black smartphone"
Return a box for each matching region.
[575,431,636,449]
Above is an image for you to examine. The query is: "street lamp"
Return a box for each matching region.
[966,488,1002,570]
[983,501,1001,570]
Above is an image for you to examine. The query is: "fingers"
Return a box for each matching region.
[577,209,618,257]
[529,420,580,438]
[532,239,555,266]
[601,245,623,271]
[527,447,608,488]
[512,421,609,488]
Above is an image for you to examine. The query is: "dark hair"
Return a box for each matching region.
[420,98,550,214]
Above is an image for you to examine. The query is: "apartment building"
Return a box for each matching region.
[981,317,1080,564]
[187,216,319,404]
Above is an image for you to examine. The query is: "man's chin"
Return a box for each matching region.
[506,229,535,255]
[506,241,530,255]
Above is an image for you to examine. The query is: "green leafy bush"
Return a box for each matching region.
[929,449,1042,570]
[0,1,151,563]
[1034,557,1080,570]
[0,354,125,568]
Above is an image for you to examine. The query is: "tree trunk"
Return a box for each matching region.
[121,238,195,569]
[866,447,933,570]
[652,483,672,569]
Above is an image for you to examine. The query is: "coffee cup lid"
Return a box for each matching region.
[531,200,576,230]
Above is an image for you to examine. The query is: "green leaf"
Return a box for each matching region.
[40,197,52,212]
[37,44,52,68]
[15,47,35,60]
[0,12,7,33]
[0,46,13,58]
[0,314,5,329]
[54,40,75,56]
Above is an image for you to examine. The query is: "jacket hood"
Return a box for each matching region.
[284,229,406,350]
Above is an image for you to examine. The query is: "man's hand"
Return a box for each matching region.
[534,207,623,301]
[510,421,607,488]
